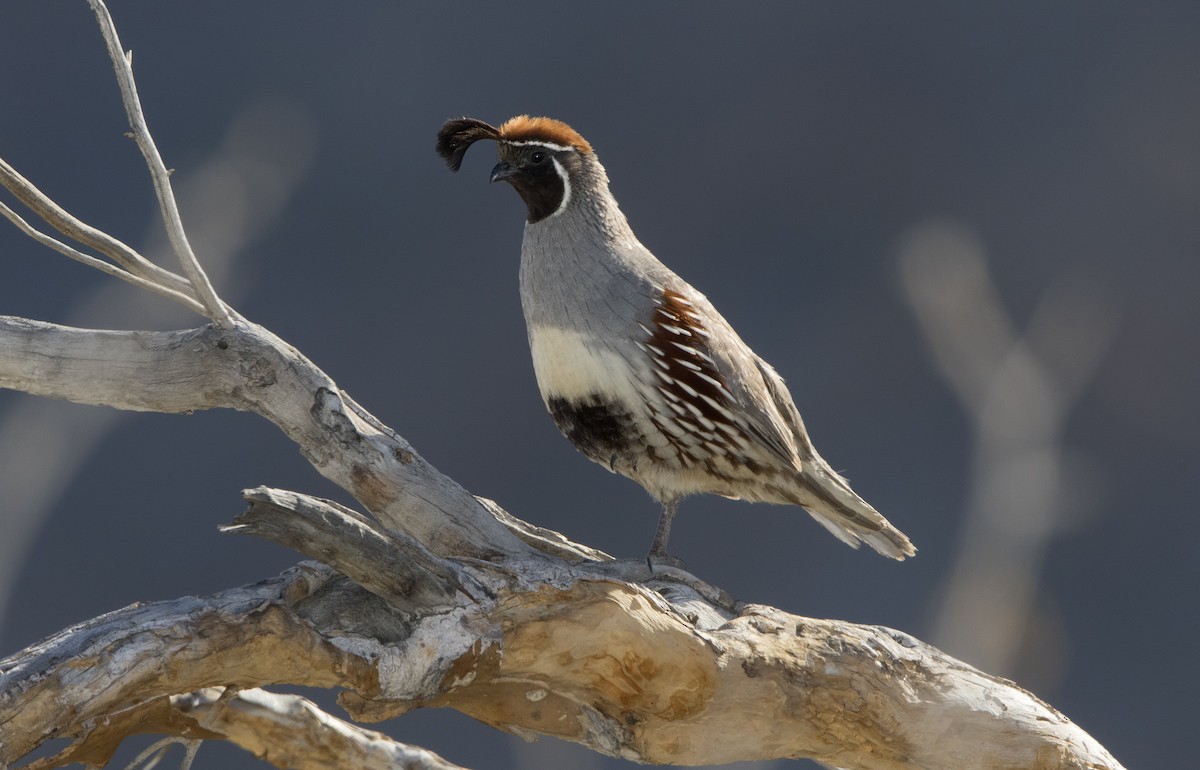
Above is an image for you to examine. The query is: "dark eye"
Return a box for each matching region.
[530,151,546,164]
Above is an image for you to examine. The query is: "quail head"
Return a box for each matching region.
[436,115,915,563]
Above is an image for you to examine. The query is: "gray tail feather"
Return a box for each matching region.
[800,465,916,560]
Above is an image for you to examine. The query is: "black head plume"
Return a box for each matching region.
[436,118,502,172]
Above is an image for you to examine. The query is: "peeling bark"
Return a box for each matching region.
[0,492,1124,769]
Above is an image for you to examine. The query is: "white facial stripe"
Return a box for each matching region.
[505,139,574,152]
[501,140,575,219]
[550,157,571,217]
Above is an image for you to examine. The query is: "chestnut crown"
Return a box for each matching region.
[436,115,594,223]
[436,115,591,171]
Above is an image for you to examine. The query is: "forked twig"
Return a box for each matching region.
[0,156,193,298]
[0,200,205,314]
[87,0,232,326]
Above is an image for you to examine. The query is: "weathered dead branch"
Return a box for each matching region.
[0,488,1123,769]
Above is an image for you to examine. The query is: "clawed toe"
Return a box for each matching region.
[646,551,687,571]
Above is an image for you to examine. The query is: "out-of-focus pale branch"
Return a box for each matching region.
[898,222,1114,429]
[898,220,1115,678]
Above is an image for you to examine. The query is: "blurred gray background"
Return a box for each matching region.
[2,2,1197,768]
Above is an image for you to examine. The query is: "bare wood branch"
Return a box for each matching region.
[0,155,194,298]
[0,199,206,314]
[87,0,232,326]
[22,687,467,770]
[0,315,546,561]
[0,491,1124,770]
[187,688,469,770]
[230,487,486,606]
[0,565,342,764]
[0,100,314,641]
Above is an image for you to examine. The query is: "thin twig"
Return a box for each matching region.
[88,0,233,327]
[0,201,206,314]
[178,739,202,770]
[120,736,188,770]
[0,156,193,297]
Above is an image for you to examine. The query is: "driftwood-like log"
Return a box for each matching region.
[0,483,1122,769]
[0,571,464,770]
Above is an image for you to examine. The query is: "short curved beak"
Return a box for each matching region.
[490,162,515,183]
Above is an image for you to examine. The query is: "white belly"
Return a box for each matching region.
[527,325,642,405]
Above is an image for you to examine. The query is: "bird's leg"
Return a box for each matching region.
[649,498,678,554]
[647,499,686,569]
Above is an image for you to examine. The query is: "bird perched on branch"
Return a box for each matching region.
[436,115,915,563]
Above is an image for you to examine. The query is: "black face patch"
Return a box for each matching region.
[496,145,568,223]
[547,395,639,468]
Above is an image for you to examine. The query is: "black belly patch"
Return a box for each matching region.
[546,395,639,468]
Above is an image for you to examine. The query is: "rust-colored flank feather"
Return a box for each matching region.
[498,115,593,154]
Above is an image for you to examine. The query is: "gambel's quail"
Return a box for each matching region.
[436,115,915,563]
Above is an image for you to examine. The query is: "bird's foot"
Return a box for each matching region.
[646,550,687,572]
[586,556,738,614]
